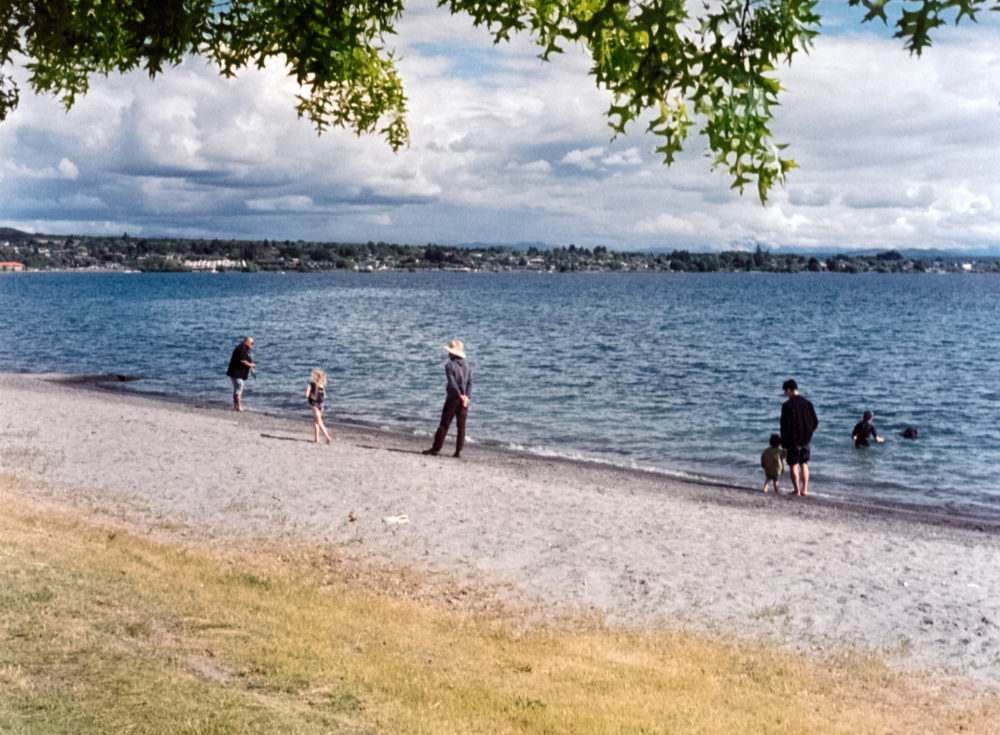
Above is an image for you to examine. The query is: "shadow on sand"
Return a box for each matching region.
[260,433,313,444]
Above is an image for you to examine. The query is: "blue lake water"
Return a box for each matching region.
[2,271,999,520]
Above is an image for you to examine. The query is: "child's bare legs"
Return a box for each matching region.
[312,405,331,444]
[763,477,780,493]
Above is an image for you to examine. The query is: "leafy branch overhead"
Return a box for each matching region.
[0,1,993,202]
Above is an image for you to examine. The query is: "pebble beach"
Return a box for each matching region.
[2,372,999,686]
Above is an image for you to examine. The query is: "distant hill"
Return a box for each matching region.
[894,248,1000,261]
[640,243,999,261]
[0,227,32,239]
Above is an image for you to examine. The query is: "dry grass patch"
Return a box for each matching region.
[0,488,998,734]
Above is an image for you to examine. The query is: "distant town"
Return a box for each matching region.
[1,227,998,274]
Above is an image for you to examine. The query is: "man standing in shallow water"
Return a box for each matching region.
[780,379,818,496]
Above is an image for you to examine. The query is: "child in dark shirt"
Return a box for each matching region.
[760,434,787,493]
[852,410,884,448]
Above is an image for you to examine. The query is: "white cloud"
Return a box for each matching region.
[603,148,643,167]
[246,195,315,212]
[633,212,697,236]
[138,177,225,215]
[508,160,553,174]
[131,95,203,168]
[2,157,79,180]
[364,167,443,199]
[561,147,606,170]
[365,213,393,227]
[840,184,937,210]
[57,158,79,179]
[939,187,993,215]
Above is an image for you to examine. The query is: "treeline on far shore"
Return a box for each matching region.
[1,228,998,274]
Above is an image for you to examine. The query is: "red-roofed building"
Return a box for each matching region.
[0,262,24,271]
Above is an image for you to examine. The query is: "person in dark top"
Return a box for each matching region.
[780,379,818,496]
[226,336,255,412]
[423,339,472,459]
[852,410,883,448]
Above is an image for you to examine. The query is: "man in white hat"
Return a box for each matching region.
[423,339,472,458]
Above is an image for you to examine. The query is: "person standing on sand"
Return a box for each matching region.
[423,339,472,459]
[852,410,884,448]
[226,336,255,412]
[780,379,818,496]
[760,434,786,494]
[306,369,332,444]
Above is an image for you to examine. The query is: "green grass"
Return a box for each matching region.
[1,487,998,734]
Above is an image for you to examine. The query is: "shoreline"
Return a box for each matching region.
[5,270,999,517]
[57,371,1000,535]
[3,371,1000,685]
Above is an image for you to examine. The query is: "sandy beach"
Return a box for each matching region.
[2,372,999,687]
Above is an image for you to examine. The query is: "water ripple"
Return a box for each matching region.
[3,270,999,518]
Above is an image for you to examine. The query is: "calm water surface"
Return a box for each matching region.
[2,271,999,520]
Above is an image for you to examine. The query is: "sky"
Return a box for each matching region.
[1,1,999,253]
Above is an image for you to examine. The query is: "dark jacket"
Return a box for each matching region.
[445,357,472,399]
[780,394,818,449]
[227,343,252,380]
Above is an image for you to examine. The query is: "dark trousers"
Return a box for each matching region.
[431,396,467,454]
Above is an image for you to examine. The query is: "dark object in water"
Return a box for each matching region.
[902,427,918,439]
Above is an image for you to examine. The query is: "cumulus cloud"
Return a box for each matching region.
[508,160,552,174]
[603,148,644,167]
[561,147,606,170]
[633,212,697,236]
[57,159,79,179]
[2,157,79,180]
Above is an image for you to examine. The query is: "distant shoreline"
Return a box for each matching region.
[4,228,1000,274]
[7,265,1000,276]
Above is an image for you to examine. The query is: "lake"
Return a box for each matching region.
[2,270,999,520]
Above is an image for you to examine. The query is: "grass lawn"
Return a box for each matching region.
[1,485,997,734]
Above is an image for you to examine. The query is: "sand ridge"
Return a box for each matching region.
[1,372,998,684]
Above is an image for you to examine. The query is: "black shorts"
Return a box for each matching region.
[786,444,810,465]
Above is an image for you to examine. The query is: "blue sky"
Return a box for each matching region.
[1,0,999,253]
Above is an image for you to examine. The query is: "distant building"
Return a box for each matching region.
[182,258,246,271]
[0,261,24,272]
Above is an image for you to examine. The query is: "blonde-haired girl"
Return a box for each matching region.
[306,369,331,444]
